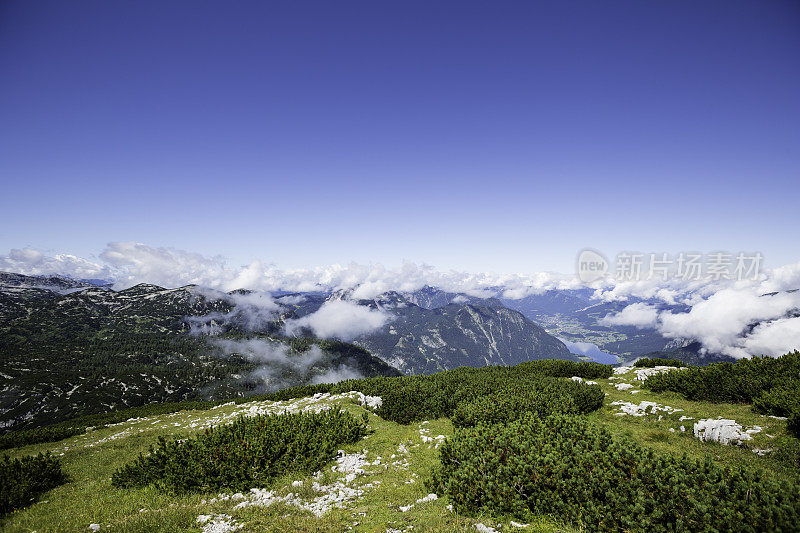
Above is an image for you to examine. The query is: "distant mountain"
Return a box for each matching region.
[333,291,575,374]
[0,273,397,431]
[0,271,94,291]
[400,286,674,361]
[402,286,495,309]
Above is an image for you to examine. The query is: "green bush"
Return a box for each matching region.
[643,351,800,405]
[0,453,67,516]
[789,411,800,439]
[633,357,688,368]
[0,425,85,451]
[753,385,800,418]
[332,361,611,425]
[429,414,800,532]
[111,409,368,494]
[451,379,603,428]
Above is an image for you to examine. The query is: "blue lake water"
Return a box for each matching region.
[559,338,619,364]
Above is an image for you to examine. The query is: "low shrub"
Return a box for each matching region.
[643,352,800,439]
[753,385,800,418]
[0,453,67,516]
[451,379,603,428]
[429,414,800,532]
[633,358,688,368]
[111,409,368,494]
[333,361,611,425]
[789,411,800,439]
[643,351,800,405]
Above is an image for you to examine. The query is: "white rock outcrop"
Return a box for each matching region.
[610,400,682,417]
[693,419,761,445]
[633,366,683,381]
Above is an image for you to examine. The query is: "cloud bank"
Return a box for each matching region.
[3,242,799,359]
[602,284,800,359]
[0,242,582,297]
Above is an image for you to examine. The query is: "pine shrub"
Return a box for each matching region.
[331,361,611,425]
[643,352,800,404]
[0,453,67,516]
[451,379,603,428]
[429,414,800,532]
[643,352,800,439]
[111,409,368,494]
[753,385,800,418]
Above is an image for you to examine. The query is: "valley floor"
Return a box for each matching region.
[3,367,796,533]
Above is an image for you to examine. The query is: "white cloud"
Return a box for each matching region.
[737,317,800,358]
[211,339,359,389]
[602,286,800,358]
[599,303,661,329]
[657,288,800,358]
[283,300,390,341]
[309,365,364,385]
[0,243,626,297]
[0,248,111,280]
[100,242,237,290]
[212,337,306,365]
[187,288,280,334]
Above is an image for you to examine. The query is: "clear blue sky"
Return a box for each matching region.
[1,0,798,273]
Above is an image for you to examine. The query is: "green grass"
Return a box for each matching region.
[1,395,575,532]
[589,369,798,482]
[3,367,798,532]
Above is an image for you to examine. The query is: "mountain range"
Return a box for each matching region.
[0,271,717,431]
[277,290,575,374]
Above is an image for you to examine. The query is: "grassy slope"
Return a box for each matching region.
[589,368,795,482]
[3,367,796,532]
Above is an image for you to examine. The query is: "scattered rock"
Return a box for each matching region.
[693,419,757,445]
[610,400,682,417]
[416,493,438,504]
[196,514,240,533]
[632,366,683,381]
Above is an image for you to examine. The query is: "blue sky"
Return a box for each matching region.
[1,0,798,274]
